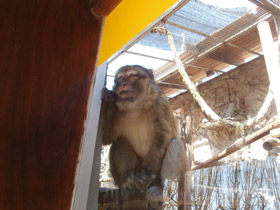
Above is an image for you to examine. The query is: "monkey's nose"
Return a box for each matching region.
[120,82,127,87]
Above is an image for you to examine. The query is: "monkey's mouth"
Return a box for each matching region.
[119,90,134,99]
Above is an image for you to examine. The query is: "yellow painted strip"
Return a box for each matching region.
[98,0,178,66]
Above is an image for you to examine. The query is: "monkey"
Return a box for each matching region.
[101,65,188,206]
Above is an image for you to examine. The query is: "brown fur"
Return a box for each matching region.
[101,65,187,204]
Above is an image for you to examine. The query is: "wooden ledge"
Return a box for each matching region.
[91,0,122,17]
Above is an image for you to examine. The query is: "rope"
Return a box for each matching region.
[151,24,276,143]
[151,26,243,127]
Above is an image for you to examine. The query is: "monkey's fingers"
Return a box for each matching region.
[131,170,150,192]
[135,170,150,182]
[102,88,115,103]
[146,185,163,203]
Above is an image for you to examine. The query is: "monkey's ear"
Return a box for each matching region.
[146,69,155,80]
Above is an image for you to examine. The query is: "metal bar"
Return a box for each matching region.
[71,61,108,210]
[262,0,280,13]
[192,119,280,170]
[249,0,280,16]
[125,51,174,62]
[194,15,272,61]
[266,0,280,10]
[108,0,191,65]
[186,64,224,73]
[249,0,270,13]
[156,63,225,83]
[158,81,188,89]
[225,42,262,56]
[165,20,211,38]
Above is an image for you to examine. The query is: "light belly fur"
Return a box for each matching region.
[116,112,154,158]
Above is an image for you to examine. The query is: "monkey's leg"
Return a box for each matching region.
[162,138,188,208]
[109,137,149,191]
[161,138,188,181]
[146,138,188,205]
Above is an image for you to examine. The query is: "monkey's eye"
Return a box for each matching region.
[115,74,142,83]
[115,76,124,83]
[127,74,140,81]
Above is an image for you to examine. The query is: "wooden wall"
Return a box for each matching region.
[0,0,119,209]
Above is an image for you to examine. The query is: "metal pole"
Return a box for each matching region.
[71,61,108,210]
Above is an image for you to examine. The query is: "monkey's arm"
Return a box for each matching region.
[142,98,177,173]
[142,125,172,172]
[142,115,176,204]
[101,88,118,145]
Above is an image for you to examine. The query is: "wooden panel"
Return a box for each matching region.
[206,47,245,66]
[91,0,122,17]
[197,58,228,68]
[98,0,180,65]
[0,0,108,209]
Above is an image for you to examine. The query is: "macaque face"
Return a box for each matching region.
[113,67,148,101]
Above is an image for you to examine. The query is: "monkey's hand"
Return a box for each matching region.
[146,185,163,206]
[127,170,150,193]
[102,88,116,106]
[134,170,151,192]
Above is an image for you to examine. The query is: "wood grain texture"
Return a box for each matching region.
[0,0,105,209]
[91,0,122,17]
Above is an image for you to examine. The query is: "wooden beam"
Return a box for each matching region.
[205,52,244,66]
[270,128,280,138]
[225,42,262,56]
[154,13,271,81]
[186,64,224,73]
[257,21,280,117]
[91,0,122,17]
[263,138,280,151]
[192,119,280,170]
[158,81,188,90]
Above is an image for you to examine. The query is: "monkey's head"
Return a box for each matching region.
[113,65,160,111]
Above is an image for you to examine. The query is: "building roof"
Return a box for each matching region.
[107,0,280,97]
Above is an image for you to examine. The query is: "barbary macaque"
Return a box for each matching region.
[101,65,188,205]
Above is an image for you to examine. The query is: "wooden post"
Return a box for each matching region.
[263,138,280,151]
[0,1,105,209]
[192,119,280,170]
[257,21,280,117]
[263,128,280,151]
[270,128,280,138]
